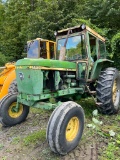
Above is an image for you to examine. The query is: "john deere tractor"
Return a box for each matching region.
[0,24,120,155]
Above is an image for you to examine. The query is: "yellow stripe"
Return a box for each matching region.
[30,66,76,71]
[16,66,76,71]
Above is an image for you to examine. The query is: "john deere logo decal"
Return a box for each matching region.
[19,72,24,80]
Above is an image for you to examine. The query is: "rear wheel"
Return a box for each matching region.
[96,67,120,114]
[0,94,29,126]
[46,101,84,155]
[8,79,18,94]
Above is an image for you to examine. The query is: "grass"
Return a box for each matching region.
[77,97,96,118]
[30,107,51,115]
[100,136,120,160]
[1,157,7,160]
[12,136,21,144]
[0,143,4,150]
[23,129,46,146]
[41,148,60,160]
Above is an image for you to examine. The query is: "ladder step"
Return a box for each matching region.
[86,86,96,94]
[89,91,96,94]
[96,102,103,106]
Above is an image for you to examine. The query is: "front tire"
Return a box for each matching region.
[0,94,29,126]
[46,101,84,155]
[96,67,120,114]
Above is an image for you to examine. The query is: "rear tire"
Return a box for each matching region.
[0,94,29,126]
[8,79,18,94]
[96,67,120,114]
[46,101,84,155]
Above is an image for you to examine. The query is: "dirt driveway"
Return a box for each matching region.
[0,99,120,160]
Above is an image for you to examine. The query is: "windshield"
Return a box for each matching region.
[57,34,86,60]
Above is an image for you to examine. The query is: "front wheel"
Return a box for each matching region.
[46,101,84,155]
[0,94,29,126]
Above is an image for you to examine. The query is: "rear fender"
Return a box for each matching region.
[90,59,113,80]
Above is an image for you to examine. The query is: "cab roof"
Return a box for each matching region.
[57,24,105,42]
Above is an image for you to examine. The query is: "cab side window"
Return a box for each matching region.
[49,43,55,59]
[40,42,47,59]
[99,40,106,58]
[89,34,97,62]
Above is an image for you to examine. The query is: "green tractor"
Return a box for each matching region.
[0,24,120,155]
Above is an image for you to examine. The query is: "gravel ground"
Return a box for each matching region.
[0,103,120,160]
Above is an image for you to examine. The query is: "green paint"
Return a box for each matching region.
[16,69,43,95]
[17,88,84,109]
[33,101,57,110]
[16,58,76,69]
[90,59,113,80]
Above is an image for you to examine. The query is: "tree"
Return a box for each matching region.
[82,0,120,59]
[0,0,119,67]
[111,32,120,69]
[0,0,31,62]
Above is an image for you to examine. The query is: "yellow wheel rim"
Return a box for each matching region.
[66,117,79,142]
[112,80,117,103]
[8,102,23,118]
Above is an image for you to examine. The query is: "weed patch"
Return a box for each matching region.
[0,143,4,150]
[12,136,20,144]
[30,108,51,115]
[77,98,96,118]
[23,129,46,146]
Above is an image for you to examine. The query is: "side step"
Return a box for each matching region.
[96,102,103,106]
[86,85,96,95]
[89,91,96,95]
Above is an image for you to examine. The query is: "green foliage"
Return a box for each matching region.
[83,0,120,30]
[0,143,4,150]
[12,136,20,144]
[23,129,46,146]
[30,107,50,115]
[111,32,120,69]
[77,98,96,118]
[83,0,120,58]
[0,52,8,66]
[0,0,31,61]
[1,156,7,160]
[101,138,120,160]
[0,0,119,68]
[104,142,117,159]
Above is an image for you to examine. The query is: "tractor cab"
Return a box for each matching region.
[27,38,56,59]
[55,24,108,81]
